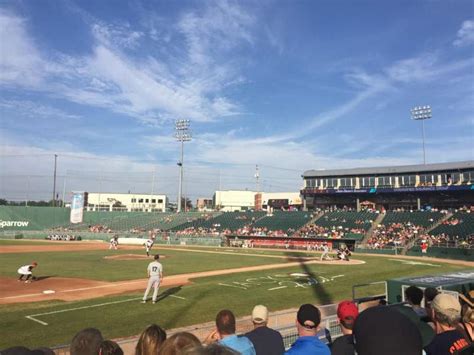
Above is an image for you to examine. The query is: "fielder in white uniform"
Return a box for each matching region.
[145,238,154,257]
[142,254,163,304]
[17,262,37,283]
[109,236,119,250]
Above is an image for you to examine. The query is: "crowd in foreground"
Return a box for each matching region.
[2,286,473,355]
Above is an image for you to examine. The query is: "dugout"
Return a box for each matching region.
[225,235,356,251]
[386,270,474,304]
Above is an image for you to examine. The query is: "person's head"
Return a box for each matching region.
[251,305,268,327]
[431,293,462,328]
[461,304,474,324]
[192,343,239,355]
[99,340,123,355]
[154,254,160,260]
[158,332,201,355]
[70,328,104,355]
[405,286,424,306]
[296,304,321,336]
[424,287,439,305]
[136,324,167,355]
[215,310,236,336]
[337,300,359,331]
[32,262,38,268]
[353,306,422,355]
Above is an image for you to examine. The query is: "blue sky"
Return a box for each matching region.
[0,0,473,202]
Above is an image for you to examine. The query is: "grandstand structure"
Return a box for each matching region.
[1,205,472,260]
[301,161,474,210]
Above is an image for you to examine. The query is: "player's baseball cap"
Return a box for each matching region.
[337,300,359,321]
[297,304,321,329]
[252,305,268,324]
[154,254,160,260]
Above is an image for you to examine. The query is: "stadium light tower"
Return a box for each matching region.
[410,105,432,165]
[175,119,192,213]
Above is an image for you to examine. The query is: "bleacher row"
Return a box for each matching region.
[1,207,473,245]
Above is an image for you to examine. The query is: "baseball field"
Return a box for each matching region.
[0,239,471,350]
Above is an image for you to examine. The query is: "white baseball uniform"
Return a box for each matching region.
[143,260,162,303]
[145,239,154,256]
[109,237,118,250]
[17,265,33,275]
[320,245,330,260]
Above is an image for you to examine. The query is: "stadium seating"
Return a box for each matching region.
[381,211,443,227]
[251,211,312,233]
[313,211,375,232]
[170,211,266,232]
[429,212,474,239]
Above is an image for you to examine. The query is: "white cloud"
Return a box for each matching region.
[0,10,44,86]
[0,99,81,120]
[453,20,474,47]
[92,23,144,49]
[0,5,253,124]
[178,0,254,68]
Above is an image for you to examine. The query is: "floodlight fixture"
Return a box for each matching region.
[174,119,192,212]
[410,105,432,165]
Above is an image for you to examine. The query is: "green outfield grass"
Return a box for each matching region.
[0,246,469,349]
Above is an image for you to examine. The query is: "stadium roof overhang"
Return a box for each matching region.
[302,160,474,178]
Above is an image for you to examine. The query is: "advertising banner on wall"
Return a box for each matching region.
[70,191,85,224]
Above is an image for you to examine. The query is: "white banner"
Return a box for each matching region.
[70,192,85,224]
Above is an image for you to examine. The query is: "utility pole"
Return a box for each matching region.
[255,165,260,192]
[52,154,58,207]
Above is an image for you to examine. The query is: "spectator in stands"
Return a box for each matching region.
[353,306,422,355]
[331,301,358,355]
[136,324,167,355]
[424,287,439,323]
[285,304,330,355]
[404,286,427,318]
[425,294,470,355]
[204,309,256,355]
[158,332,201,355]
[99,340,123,355]
[244,305,285,355]
[70,328,104,355]
[1,346,34,355]
[194,343,239,355]
[458,291,474,343]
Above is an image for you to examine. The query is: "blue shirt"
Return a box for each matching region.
[285,336,330,355]
[220,334,256,355]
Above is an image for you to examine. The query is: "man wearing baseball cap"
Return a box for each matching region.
[245,305,285,355]
[331,301,358,355]
[425,293,470,355]
[285,304,330,355]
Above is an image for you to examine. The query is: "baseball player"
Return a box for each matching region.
[142,254,163,304]
[17,262,37,283]
[144,237,155,257]
[109,235,119,250]
[320,243,331,261]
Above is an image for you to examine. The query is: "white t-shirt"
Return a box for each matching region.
[147,261,162,277]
